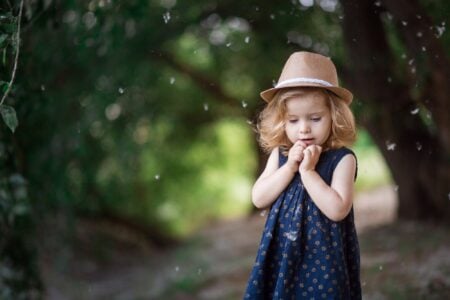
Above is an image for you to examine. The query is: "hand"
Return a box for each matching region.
[286,140,307,173]
[299,145,322,174]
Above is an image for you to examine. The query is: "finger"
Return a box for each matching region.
[297,140,308,148]
[312,147,320,159]
[290,149,301,160]
[299,151,304,161]
[303,148,311,158]
[300,148,306,155]
[290,143,299,153]
[294,140,307,149]
[289,145,299,155]
[312,145,320,156]
[305,145,315,153]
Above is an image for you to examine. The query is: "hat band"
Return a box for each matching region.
[275,77,334,88]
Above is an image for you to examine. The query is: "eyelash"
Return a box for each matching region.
[288,118,321,123]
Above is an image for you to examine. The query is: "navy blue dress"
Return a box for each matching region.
[244,147,361,300]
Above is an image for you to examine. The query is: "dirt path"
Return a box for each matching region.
[41,186,450,299]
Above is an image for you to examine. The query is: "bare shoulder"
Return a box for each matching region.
[332,153,357,183]
[259,147,280,178]
[337,153,356,168]
[269,146,279,162]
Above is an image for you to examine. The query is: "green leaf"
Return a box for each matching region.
[0,34,8,48]
[0,81,8,93]
[2,23,17,34]
[13,203,29,216]
[0,104,18,132]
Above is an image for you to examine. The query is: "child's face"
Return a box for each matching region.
[284,92,332,147]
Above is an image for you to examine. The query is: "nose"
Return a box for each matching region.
[299,120,310,134]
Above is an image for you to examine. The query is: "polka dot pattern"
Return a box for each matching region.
[244,147,361,299]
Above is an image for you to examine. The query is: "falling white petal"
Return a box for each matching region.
[163,12,171,24]
[410,107,420,115]
[386,141,397,151]
[416,142,422,151]
[435,22,446,38]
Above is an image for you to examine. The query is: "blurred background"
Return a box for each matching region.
[0,0,449,299]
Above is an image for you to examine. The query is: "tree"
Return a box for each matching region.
[151,0,450,221]
[1,0,449,295]
[340,0,450,221]
[0,0,42,298]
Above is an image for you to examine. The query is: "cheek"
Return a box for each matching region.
[322,115,332,129]
[285,125,293,135]
[285,124,297,138]
[316,119,331,136]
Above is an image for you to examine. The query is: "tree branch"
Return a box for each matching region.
[150,50,242,110]
[0,0,24,106]
[381,0,450,152]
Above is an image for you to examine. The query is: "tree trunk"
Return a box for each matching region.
[340,0,450,222]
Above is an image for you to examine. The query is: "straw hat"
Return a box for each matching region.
[260,51,353,104]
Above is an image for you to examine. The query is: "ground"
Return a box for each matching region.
[39,185,450,300]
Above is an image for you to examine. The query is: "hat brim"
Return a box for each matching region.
[260,83,353,104]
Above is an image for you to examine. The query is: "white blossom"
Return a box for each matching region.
[410,107,419,115]
[163,11,171,24]
[386,141,397,151]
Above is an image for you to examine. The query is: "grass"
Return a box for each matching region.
[359,222,450,299]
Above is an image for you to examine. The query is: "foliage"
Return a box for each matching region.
[0,105,18,132]
[1,1,41,298]
[353,129,392,192]
[0,0,22,132]
[10,0,266,238]
[0,0,448,296]
[0,147,42,299]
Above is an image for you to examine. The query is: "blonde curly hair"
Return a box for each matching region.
[256,87,356,154]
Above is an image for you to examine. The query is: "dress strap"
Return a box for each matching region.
[278,147,289,167]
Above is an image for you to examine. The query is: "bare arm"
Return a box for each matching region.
[299,146,356,221]
[252,142,306,209]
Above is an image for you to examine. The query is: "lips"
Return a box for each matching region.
[300,138,315,145]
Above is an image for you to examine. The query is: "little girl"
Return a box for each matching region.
[244,51,361,299]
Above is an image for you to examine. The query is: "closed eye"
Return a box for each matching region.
[288,119,298,124]
[311,117,321,122]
